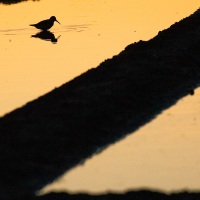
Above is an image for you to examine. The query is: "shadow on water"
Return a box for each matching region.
[0,0,39,5]
[31,31,61,44]
[1,8,200,200]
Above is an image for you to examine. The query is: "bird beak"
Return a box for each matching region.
[56,20,60,24]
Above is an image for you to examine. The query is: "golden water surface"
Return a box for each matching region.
[0,0,199,116]
[0,0,200,195]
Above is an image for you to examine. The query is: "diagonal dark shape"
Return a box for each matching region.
[1,9,200,200]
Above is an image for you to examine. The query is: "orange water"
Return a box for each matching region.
[0,0,199,116]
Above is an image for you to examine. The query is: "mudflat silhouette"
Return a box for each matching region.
[1,8,200,200]
[29,190,200,200]
[0,0,39,4]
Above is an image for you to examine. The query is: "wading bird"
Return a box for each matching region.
[30,16,60,31]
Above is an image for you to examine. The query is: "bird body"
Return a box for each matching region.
[30,16,60,31]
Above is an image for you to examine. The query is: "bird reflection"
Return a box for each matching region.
[31,31,61,44]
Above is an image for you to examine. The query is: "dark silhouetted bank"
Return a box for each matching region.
[0,0,39,5]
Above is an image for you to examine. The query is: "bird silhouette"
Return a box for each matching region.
[31,31,61,43]
[30,16,60,31]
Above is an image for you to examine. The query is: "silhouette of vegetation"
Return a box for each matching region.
[30,190,200,200]
[0,7,200,200]
[0,0,39,5]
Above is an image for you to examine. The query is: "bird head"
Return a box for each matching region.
[50,16,60,24]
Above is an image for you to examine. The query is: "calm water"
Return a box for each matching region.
[1,0,200,195]
[0,0,199,116]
